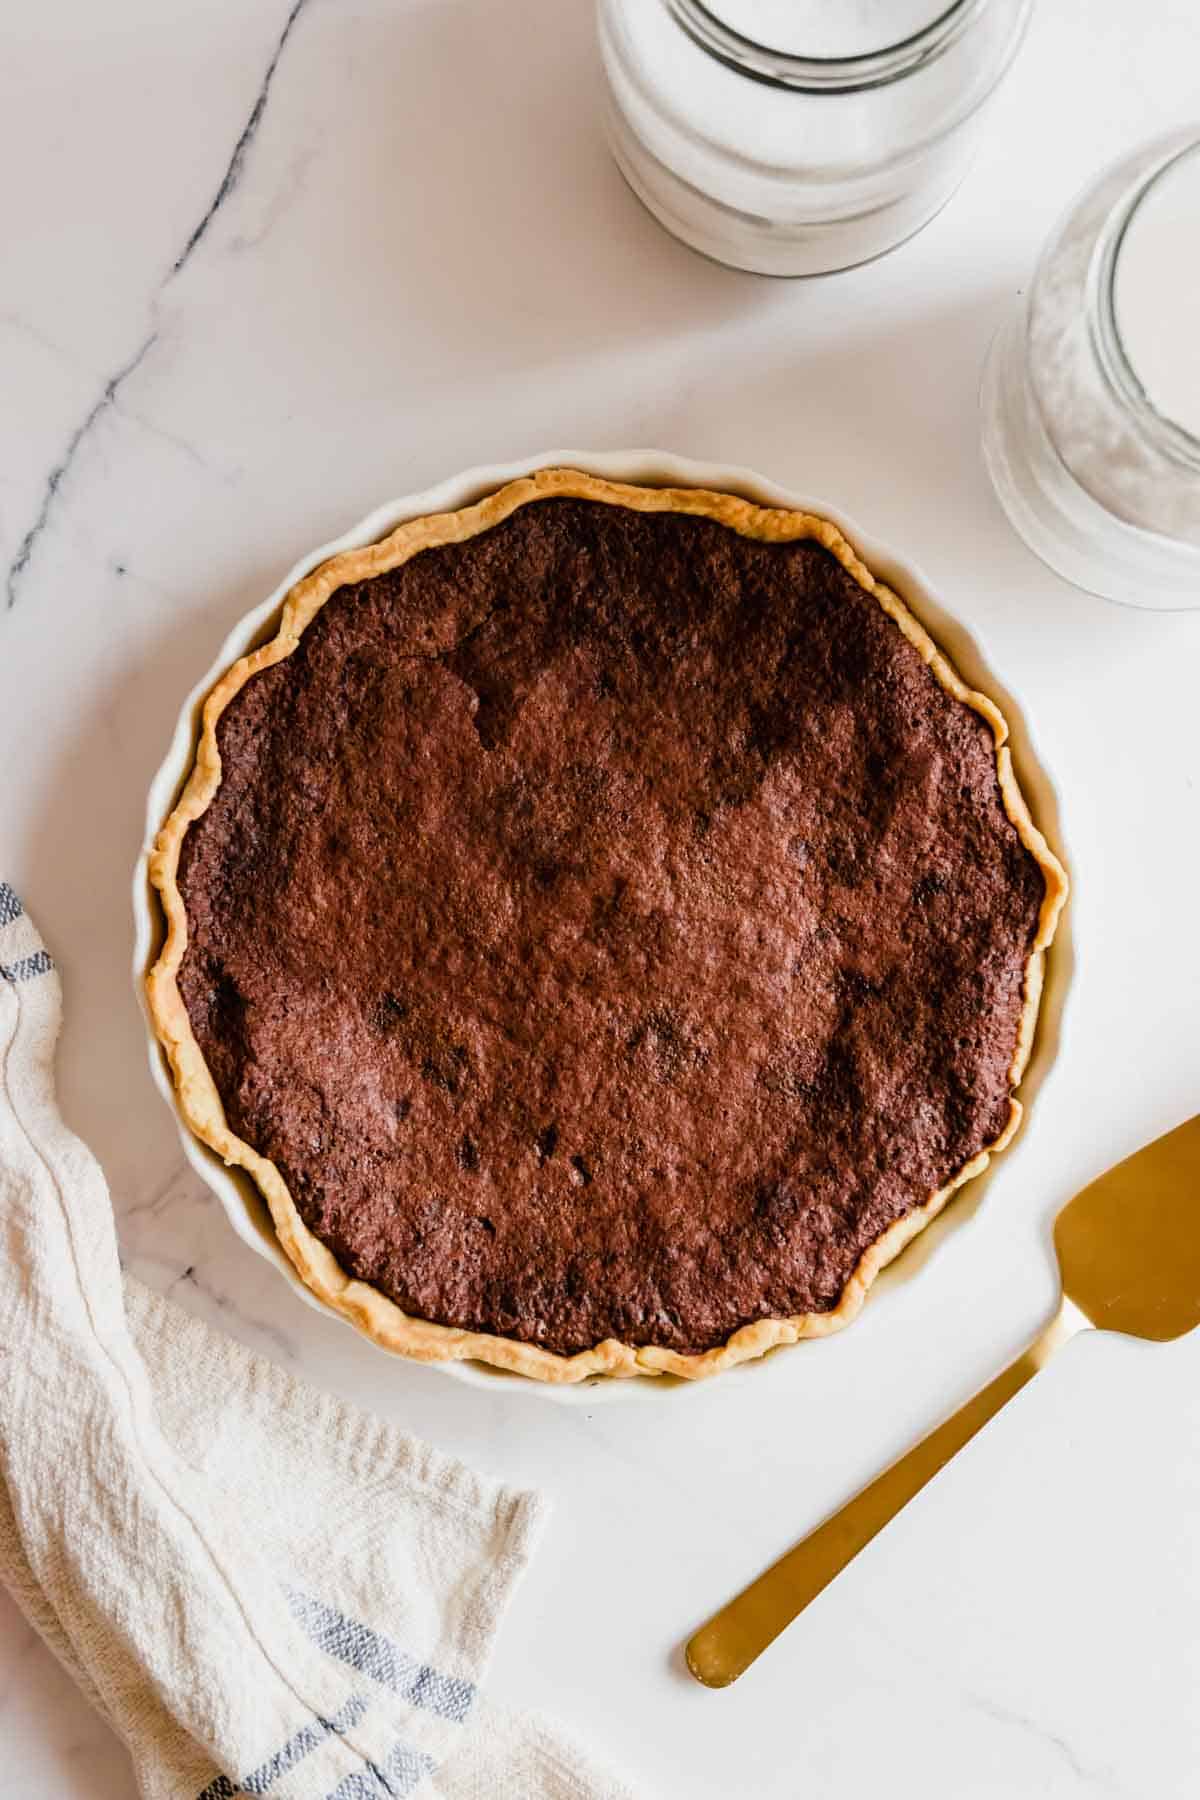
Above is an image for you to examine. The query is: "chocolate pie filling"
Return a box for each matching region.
[176,498,1045,1355]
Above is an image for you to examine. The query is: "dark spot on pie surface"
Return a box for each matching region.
[913,870,947,907]
[420,1044,469,1097]
[376,992,408,1033]
[458,1133,480,1173]
[174,496,1047,1357]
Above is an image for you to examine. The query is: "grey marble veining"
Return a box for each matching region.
[5,0,316,613]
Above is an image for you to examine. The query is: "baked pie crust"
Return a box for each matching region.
[147,469,1067,1382]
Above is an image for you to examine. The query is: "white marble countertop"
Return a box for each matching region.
[3,2,1200,1794]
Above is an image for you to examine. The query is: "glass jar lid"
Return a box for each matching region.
[667,0,984,88]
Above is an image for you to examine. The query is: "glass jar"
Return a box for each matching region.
[981,130,1200,611]
[597,0,1034,277]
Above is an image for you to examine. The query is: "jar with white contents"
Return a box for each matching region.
[982,131,1200,611]
[597,0,1034,276]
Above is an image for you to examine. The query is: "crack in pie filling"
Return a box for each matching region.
[147,471,1067,1381]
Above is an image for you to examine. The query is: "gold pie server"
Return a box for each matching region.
[686,1113,1200,1688]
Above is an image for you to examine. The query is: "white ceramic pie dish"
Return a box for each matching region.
[133,449,1073,1399]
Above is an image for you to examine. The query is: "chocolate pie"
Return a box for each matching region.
[147,470,1066,1380]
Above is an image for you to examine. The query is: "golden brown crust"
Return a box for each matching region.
[146,469,1068,1383]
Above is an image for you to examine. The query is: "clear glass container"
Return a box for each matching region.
[597,0,1034,277]
[981,130,1200,611]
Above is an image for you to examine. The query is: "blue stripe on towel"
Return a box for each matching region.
[195,1695,369,1799]
[324,1741,434,1800]
[0,950,53,984]
[0,883,23,928]
[289,1592,475,1725]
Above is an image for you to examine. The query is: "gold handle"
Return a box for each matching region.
[685,1303,1087,1688]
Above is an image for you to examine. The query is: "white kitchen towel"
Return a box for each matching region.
[0,882,644,1800]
